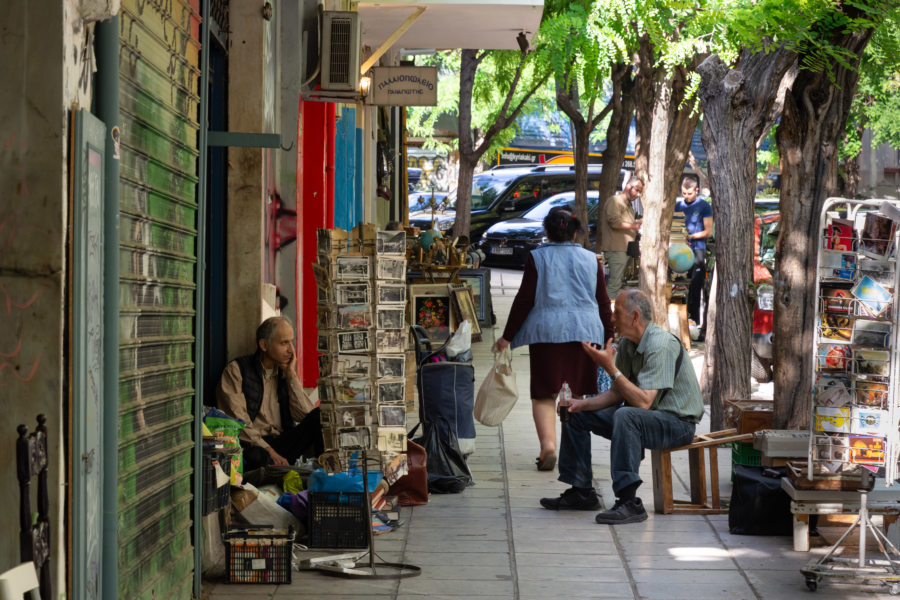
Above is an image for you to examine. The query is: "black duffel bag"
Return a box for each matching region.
[728,465,793,536]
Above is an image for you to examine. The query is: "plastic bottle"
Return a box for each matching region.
[558,381,572,423]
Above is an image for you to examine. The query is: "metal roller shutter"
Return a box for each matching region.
[117,0,201,597]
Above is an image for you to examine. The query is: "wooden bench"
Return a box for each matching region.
[651,429,752,514]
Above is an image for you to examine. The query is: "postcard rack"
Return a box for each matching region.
[810,198,900,484]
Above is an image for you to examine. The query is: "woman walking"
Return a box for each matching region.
[496,206,614,470]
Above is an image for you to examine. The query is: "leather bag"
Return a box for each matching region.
[473,347,518,426]
[386,440,428,506]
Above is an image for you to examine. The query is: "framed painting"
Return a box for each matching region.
[450,284,482,339]
[458,271,487,324]
[409,283,454,343]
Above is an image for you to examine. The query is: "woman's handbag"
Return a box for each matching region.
[473,346,518,426]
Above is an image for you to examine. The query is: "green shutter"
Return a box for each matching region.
[117,0,201,597]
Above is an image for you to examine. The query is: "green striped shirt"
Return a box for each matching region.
[614,323,704,422]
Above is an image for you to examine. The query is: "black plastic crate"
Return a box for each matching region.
[224,526,294,584]
[202,451,230,515]
[308,491,369,549]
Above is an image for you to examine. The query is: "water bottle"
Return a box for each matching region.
[558,381,572,423]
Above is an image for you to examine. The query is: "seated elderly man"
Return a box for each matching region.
[217,316,323,471]
[540,289,703,524]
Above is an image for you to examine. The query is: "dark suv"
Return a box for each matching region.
[408,164,614,242]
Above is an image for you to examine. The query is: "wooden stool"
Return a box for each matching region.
[651,429,752,514]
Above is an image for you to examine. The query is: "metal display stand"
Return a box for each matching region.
[803,198,900,593]
[301,451,421,579]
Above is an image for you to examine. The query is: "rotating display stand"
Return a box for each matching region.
[803,198,900,593]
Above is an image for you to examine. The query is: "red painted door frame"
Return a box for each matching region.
[296,100,334,388]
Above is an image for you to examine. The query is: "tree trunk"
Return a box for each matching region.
[453,49,479,239]
[632,37,655,183]
[639,69,673,327]
[774,25,874,429]
[596,64,636,254]
[842,116,865,198]
[572,122,591,246]
[697,49,797,430]
[701,268,718,406]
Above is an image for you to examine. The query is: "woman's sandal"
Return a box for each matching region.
[535,452,556,471]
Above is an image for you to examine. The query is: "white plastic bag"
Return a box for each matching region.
[474,346,518,426]
[445,320,472,359]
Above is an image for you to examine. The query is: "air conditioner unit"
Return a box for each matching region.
[321,11,361,92]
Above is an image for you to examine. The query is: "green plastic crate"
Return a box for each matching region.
[731,441,762,467]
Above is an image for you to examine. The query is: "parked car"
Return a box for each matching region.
[477,191,601,267]
[408,189,450,213]
[751,210,779,382]
[408,164,621,242]
[407,167,422,192]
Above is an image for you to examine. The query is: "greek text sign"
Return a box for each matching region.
[371,67,437,106]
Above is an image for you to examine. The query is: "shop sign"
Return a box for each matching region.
[370,67,437,106]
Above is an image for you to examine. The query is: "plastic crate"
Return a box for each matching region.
[731,441,762,467]
[224,526,294,584]
[202,452,230,515]
[308,491,369,549]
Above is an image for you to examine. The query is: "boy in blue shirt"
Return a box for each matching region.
[674,177,713,337]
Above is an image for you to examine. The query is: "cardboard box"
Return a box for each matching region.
[724,399,773,434]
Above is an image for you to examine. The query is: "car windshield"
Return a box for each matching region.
[445,172,521,211]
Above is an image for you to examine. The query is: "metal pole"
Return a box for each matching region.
[361,451,376,570]
[94,15,120,600]
[860,490,868,568]
[193,0,212,595]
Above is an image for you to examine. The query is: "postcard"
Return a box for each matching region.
[318,450,345,474]
[377,404,407,427]
[855,380,888,408]
[815,434,850,463]
[376,257,407,280]
[815,375,853,407]
[376,329,406,354]
[335,282,370,305]
[377,283,407,305]
[820,251,856,281]
[376,230,406,255]
[337,426,372,450]
[851,275,892,318]
[377,354,405,378]
[335,405,371,428]
[814,406,851,433]
[855,348,890,377]
[337,329,371,353]
[376,306,406,330]
[335,354,371,378]
[376,427,408,452]
[826,217,855,252]
[335,255,371,280]
[334,378,372,404]
[377,378,406,404]
[858,259,895,288]
[821,285,854,314]
[381,452,409,486]
[819,312,852,342]
[337,304,373,329]
[851,407,890,436]
[860,211,895,258]
[852,319,892,349]
[817,343,852,371]
[849,435,886,466]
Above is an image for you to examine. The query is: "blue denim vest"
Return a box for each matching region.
[511,242,605,348]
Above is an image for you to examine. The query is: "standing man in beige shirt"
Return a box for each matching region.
[217,316,322,471]
[599,177,644,298]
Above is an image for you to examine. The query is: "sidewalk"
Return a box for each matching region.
[203,268,892,599]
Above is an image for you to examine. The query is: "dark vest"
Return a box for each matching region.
[234,352,292,429]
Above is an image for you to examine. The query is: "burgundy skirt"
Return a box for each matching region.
[527,341,599,399]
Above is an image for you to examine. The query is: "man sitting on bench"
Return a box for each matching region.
[217,316,323,471]
[539,290,704,524]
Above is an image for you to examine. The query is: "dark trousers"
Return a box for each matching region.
[687,247,707,325]
[558,405,695,497]
[242,407,324,471]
